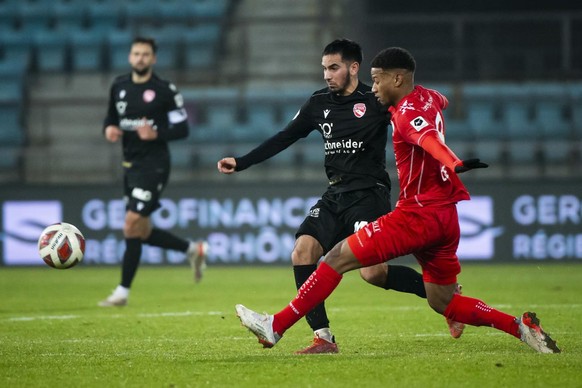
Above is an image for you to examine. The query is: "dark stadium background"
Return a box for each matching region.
[1,0,581,265]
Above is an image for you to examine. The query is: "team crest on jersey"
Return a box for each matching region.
[116,101,127,115]
[410,116,429,131]
[143,89,156,103]
[353,103,366,118]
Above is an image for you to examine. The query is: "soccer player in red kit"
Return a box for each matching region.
[235,47,561,354]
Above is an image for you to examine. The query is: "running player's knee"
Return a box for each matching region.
[359,266,385,287]
[291,248,315,265]
[426,297,447,314]
[123,213,149,239]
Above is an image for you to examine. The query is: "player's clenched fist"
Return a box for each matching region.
[217,157,237,174]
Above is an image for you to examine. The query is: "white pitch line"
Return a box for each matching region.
[4,303,580,323]
[3,311,225,323]
[7,315,79,322]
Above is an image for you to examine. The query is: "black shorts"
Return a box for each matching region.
[296,185,392,254]
[123,168,169,216]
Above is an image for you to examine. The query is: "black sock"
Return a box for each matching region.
[144,228,189,252]
[121,238,142,288]
[384,265,427,298]
[294,264,330,331]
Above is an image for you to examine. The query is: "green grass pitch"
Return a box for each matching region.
[1,263,581,387]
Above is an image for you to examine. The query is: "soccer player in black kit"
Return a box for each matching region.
[99,37,208,307]
[218,39,465,353]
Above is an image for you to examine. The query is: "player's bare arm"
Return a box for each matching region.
[104,125,123,142]
[217,157,237,174]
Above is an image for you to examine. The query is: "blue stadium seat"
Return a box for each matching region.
[17,2,52,32]
[526,82,571,139]
[87,2,123,31]
[0,104,24,145]
[502,100,537,138]
[445,119,473,141]
[462,84,503,140]
[244,87,280,137]
[464,101,500,139]
[124,1,159,29]
[0,58,25,102]
[0,30,33,68]
[0,145,21,170]
[192,0,230,20]
[53,2,87,32]
[185,88,240,142]
[182,25,220,69]
[34,30,68,72]
[0,3,18,32]
[69,28,105,71]
[106,29,133,72]
[160,1,196,25]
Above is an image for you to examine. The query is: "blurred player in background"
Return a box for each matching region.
[99,37,208,307]
[235,47,560,354]
[218,39,464,353]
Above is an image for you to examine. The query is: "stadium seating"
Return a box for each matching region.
[0,3,18,32]
[106,28,133,71]
[34,30,68,72]
[87,1,123,31]
[52,2,87,32]
[182,24,221,69]
[17,2,52,32]
[0,105,24,146]
[0,29,33,68]
[0,58,25,102]
[462,84,503,140]
[69,28,106,72]
[183,87,240,143]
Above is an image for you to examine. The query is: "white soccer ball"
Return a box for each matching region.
[38,222,85,269]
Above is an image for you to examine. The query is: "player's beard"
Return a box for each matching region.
[132,66,151,77]
[329,72,351,95]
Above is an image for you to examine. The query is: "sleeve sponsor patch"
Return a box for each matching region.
[168,108,188,124]
[410,116,429,131]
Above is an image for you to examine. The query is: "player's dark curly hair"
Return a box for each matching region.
[132,36,157,54]
[371,47,416,72]
[323,38,363,65]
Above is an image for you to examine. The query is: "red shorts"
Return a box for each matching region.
[347,204,461,285]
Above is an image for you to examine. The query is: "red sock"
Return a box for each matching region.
[444,294,520,338]
[273,262,342,335]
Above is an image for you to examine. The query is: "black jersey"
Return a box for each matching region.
[103,73,189,170]
[235,82,391,193]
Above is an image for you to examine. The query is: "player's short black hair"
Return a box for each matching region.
[323,38,363,65]
[371,47,416,72]
[132,36,157,54]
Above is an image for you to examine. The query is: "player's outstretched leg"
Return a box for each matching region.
[236,304,281,348]
[518,312,561,353]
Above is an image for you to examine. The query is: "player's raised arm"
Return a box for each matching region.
[419,132,488,173]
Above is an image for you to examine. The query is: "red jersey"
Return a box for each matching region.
[388,85,470,208]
